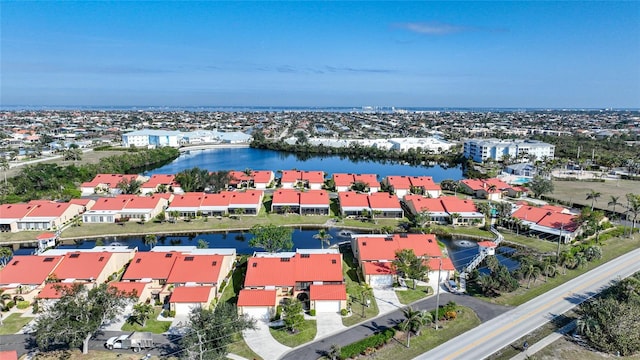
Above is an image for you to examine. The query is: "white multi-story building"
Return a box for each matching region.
[463,139,554,163]
[122,130,182,148]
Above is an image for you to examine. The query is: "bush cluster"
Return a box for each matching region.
[340,328,395,359]
[16,301,30,310]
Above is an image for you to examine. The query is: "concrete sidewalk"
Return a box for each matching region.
[510,321,576,360]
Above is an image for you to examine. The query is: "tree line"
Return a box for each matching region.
[1,147,179,204]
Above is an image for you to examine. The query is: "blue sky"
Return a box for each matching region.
[2,1,639,108]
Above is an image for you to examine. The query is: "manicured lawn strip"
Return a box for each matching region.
[433,225,493,239]
[269,320,317,347]
[29,349,163,360]
[395,285,431,305]
[227,333,263,360]
[341,248,380,327]
[489,234,640,306]
[365,307,481,360]
[219,256,248,305]
[0,313,33,335]
[120,308,171,334]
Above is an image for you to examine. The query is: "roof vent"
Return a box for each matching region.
[280,257,290,262]
[43,257,54,262]
[184,256,195,261]
[136,258,142,263]
[362,242,367,246]
[69,253,80,258]
[98,256,105,262]
[400,233,408,238]
[331,259,337,264]
[252,262,257,267]
[384,237,393,241]
[165,253,173,258]
[301,254,310,258]
[212,261,217,266]
[12,261,19,266]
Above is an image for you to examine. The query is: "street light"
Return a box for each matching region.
[434,257,442,330]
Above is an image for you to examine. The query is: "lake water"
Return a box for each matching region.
[440,237,520,272]
[146,147,463,181]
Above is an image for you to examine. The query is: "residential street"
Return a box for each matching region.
[416,246,640,360]
[280,292,510,360]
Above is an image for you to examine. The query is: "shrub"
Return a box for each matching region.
[16,301,30,310]
[309,309,316,316]
[445,310,457,320]
[341,328,395,359]
[341,308,348,316]
[220,280,227,290]
[5,301,15,310]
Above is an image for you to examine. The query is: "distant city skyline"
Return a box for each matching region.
[2,1,639,108]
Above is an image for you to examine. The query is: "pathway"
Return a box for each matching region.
[243,320,290,360]
[371,287,403,314]
[509,321,576,360]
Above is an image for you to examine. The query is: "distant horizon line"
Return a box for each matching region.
[1,105,639,112]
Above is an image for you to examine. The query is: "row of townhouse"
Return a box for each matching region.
[0,199,91,232]
[0,245,236,315]
[404,195,486,226]
[511,204,581,242]
[458,177,528,201]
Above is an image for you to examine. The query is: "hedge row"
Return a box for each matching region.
[340,328,396,359]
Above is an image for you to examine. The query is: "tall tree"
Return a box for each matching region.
[608,195,622,219]
[0,157,8,186]
[208,170,231,193]
[144,234,157,249]
[398,306,432,348]
[392,249,429,289]
[0,247,13,266]
[128,303,154,326]
[249,224,293,252]
[313,229,333,249]
[586,189,602,211]
[181,302,255,359]
[528,176,554,199]
[412,210,432,228]
[627,193,640,236]
[33,283,134,354]
[282,298,305,333]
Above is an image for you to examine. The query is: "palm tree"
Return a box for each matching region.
[413,210,431,228]
[327,344,341,360]
[523,263,542,288]
[586,189,601,211]
[608,195,622,220]
[143,234,157,249]
[129,303,154,326]
[313,229,333,249]
[398,306,432,348]
[626,193,640,237]
[574,253,588,269]
[0,157,8,186]
[584,246,602,261]
[0,247,13,266]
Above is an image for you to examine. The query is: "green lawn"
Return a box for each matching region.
[364,307,481,360]
[219,256,248,305]
[227,333,263,360]
[488,233,640,306]
[0,313,33,335]
[340,248,380,327]
[395,285,431,305]
[120,308,171,334]
[500,230,559,253]
[269,320,317,347]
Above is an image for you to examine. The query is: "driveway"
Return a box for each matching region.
[314,312,345,339]
[101,303,133,331]
[372,287,402,314]
[243,320,290,360]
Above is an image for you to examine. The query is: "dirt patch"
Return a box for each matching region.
[7,150,124,178]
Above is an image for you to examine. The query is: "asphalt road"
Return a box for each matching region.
[280,292,510,360]
[415,246,640,360]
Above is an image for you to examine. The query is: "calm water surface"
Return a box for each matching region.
[147,147,463,181]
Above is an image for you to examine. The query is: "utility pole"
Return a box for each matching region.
[556,222,564,265]
[434,257,442,330]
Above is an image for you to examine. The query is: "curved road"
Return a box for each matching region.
[415,246,640,360]
[281,293,510,360]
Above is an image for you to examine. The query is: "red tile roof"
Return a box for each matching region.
[228,171,251,184]
[0,350,18,360]
[353,174,380,188]
[109,282,146,299]
[385,176,412,190]
[123,196,165,210]
[404,195,446,213]
[168,193,205,208]
[53,252,113,280]
[90,196,134,211]
[356,233,442,261]
[309,284,347,301]
[122,252,178,281]
[301,171,325,184]
[252,170,274,184]
[537,212,578,232]
[408,176,440,191]
[201,193,230,207]
[333,173,355,187]
[338,192,369,208]
[166,254,224,284]
[244,253,343,287]
[36,232,57,240]
[272,189,300,205]
[363,262,394,275]
[37,283,79,299]
[299,190,329,206]
[69,198,93,206]
[0,203,37,219]
[142,174,176,188]
[439,196,478,213]
[512,206,551,223]
[81,174,140,189]
[24,202,79,218]
[170,286,213,303]
[0,255,63,285]
[280,170,301,183]
[478,241,497,248]
[426,257,455,272]
[228,190,263,205]
[367,192,402,210]
[237,289,278,307]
